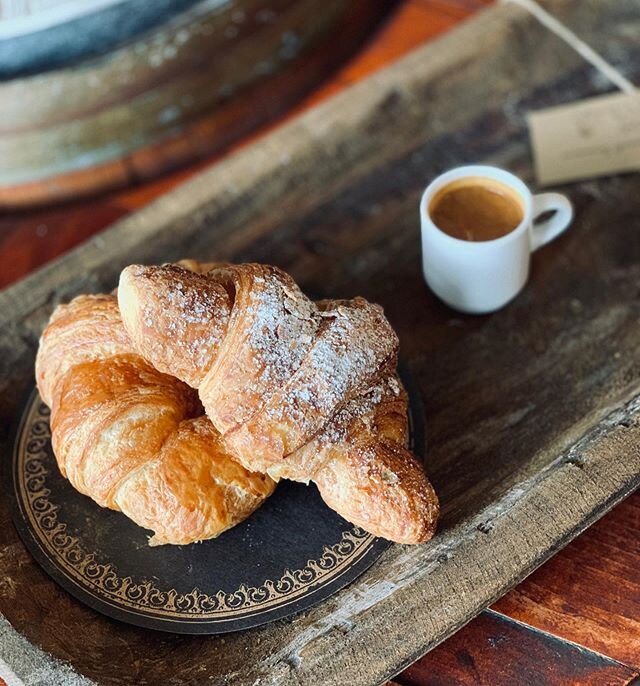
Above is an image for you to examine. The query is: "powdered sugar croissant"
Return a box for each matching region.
[119,262,439,544]
[35,293,275,546]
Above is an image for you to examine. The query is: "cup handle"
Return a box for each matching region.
[530,192,573,252]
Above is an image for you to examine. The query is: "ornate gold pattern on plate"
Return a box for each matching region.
[15,393,377,622]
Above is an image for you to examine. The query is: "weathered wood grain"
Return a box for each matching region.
[0,1,639,685]
[398,611,640,686]
[493,491,640,668]
[408,490,640,684]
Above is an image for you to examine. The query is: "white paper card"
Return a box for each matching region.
[528,92,640,185]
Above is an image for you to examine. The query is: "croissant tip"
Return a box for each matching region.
[120,263,147,281]
[417,519,439,545]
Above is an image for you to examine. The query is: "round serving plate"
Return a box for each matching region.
[9,369,425,634]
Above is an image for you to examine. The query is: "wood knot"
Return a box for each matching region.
[565,455,585,469]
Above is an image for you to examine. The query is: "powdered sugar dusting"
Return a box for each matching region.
[126,263,401,472]
[248,297,398,455]
[317,379,388,447]
[203,266,322,429]
[125,264,231,386]
[273,376,401,482]
[246,271,318,389]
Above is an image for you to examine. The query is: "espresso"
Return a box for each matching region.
[429,177,524,242]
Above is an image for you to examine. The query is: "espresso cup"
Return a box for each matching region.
[420,165,573,314]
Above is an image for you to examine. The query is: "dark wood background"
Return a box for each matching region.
[1,2,639,685]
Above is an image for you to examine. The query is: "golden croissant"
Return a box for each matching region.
[119,261,439,544]
[35,292,275,546]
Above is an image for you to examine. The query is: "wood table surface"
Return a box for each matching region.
[1,2,638,684]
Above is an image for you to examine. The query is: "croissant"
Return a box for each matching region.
[118,262,439,544]
[35,293,275,546]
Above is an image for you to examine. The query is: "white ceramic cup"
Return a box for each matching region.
[420,165,573,314]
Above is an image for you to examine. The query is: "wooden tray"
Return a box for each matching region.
[1,1,639,684]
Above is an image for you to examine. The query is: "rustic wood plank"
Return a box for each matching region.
[0,2,639,685]
[493,491,640,668]
[397,611,640,686]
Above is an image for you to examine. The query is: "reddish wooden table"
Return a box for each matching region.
[2,2,638,684]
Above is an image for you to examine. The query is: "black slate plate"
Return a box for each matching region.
[9,369,424,634]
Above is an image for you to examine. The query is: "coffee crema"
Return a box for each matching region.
[429,177,524,242]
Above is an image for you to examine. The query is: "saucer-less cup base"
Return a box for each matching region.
[423,228,530,314]
[420,166,573,314]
